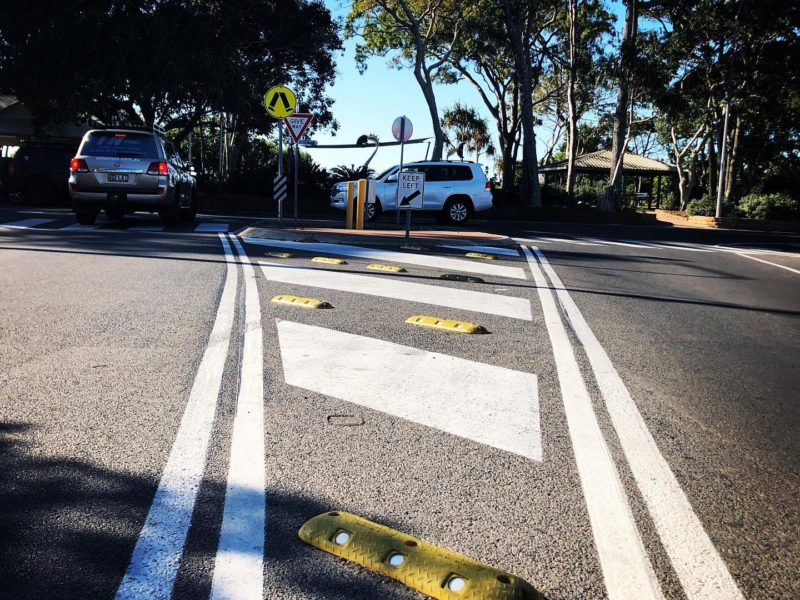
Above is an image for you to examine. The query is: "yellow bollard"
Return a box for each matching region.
[356,179,367,230]
[345,181,356,229]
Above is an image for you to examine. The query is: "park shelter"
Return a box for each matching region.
[0,96,91,155]
[539,149,676,207]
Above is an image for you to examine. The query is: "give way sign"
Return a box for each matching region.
[284,113,313,143]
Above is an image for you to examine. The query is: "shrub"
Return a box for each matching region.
[685,196,716,216]
[736,193,800,220]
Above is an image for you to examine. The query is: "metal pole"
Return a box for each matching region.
[218,112,224,179]
[396,118,405,228]
[278,127,283,222]
[187,131,193,167]
[294,142,299,221]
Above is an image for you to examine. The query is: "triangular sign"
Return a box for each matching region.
[284,113,313,143]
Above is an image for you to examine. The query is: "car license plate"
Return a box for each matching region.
[108,173,129,183]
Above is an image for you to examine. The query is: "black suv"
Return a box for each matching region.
[4,142,78,204]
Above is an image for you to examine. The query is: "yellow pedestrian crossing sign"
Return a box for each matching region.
[264,85,296,118]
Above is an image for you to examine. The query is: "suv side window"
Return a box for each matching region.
[451,166,474,181]
[422,166,448,182]
[165,141,182,167]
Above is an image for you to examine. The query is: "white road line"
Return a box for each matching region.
[522,246,663,600]
[258,261,532,320]
[210,234,265,600]
[733,251,800,276]
[0,218,55,229]
[242,236,527,279]
[115,233,238,600]
[195,223,230,233]
[127,226,165,232]
[437,243,521,256]
[63,223,100,230]
[277,320,541,460]
[533,247,743,600]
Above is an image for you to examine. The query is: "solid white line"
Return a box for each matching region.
[63,223,99,230]
[0,218,55,229]
[277,320,541,460]
[115,233,238,600]
[437,243,521,256]
[258,261,532,320]
[127,226,165,232]
[522,246,663,600]
[210,235,265,600]
[242,236,527,279]
[533,247,743,600]
[195,223,230,233]
[733,251,800,275]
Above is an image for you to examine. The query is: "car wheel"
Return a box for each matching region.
[443,197,473,226]
[7,190,24,205]
[365,199,382,222]
[160,186,180,227]
[180,189,197,223]
[75,209,98,225]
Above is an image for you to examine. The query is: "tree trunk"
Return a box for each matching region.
[565,0,579,200]
[609,0,637,206]
[706,134,717,199]
[502,0,542,207]
[413,67,444,161]
[724,114,741,203]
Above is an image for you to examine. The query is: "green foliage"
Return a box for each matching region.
[685,196,717,217]
[441,103,494,161]
[737,194,800,221]
[330,165,375,183]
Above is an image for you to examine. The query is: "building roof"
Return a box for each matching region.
[539,149,675,176]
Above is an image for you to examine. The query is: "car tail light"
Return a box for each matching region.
[147,161,168,175]
[70,158,89,173]
[485,181,491,190]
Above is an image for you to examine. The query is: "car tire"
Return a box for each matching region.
[443,196,473,226]
[75,209,98,225]
[365,199,382,222]
[160,186,180,227]
[7,189,24,205]
[180,189,197,223]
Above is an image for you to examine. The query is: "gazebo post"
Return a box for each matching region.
[656,175,662,208]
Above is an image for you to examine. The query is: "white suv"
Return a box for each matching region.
[330,161,492,225]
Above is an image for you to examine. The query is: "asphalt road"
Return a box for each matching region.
[0,205,797,600]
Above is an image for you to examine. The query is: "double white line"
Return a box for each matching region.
[115,233,265,600]
[524,246,743,600]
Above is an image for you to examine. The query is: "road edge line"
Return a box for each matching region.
[521,245,663,600]
[114,232,238,600]
[209,235,266,600]
[533,246,744,599]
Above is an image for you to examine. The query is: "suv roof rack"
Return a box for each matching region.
[92,124,167,137]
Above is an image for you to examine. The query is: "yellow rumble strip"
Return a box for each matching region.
[405,315,488,334]
[271,295,332,309]
[312,256,346,265]
[438,273,485,284]
[299,511,543,600]
[400,245,428,252]
[464,252,496,260]
[264,251,293,259]
[367,264,406,273]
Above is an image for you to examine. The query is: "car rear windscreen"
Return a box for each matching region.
[80,132,158,158]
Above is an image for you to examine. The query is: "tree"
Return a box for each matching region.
[501,0,561,207]
[0,0,341,182]
[346,0,475,161]
[441,103,494,162]
[331,164,376,182]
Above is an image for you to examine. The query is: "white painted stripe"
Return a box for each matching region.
[63,223,99,230]
[533,247,743,600]
[242,236,527,279]
[210,235,265,600]
[0,218,55,229]
[115,233,238,600]
[437,244,521,257]
[258,261,532,320]
[733,251,800,276]
[128,226,165,232]
[538,236,601,246]
[195,223,230,232]
[522,246,663,600]
[277,320,541,460]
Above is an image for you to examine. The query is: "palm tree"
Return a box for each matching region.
[330,164,375,183]
[441,103,495,163]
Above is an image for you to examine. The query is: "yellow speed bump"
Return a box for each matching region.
[271,294,332,309]
[465,252,496,260]
[406,315,488,334]
[438,273,485,284]
[312,256,346,265]
[400,245,428,252]
[264,251,293,259]
[367,263,406,273]
[299,511,543,600]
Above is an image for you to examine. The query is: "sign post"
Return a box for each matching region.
[284,113,313,222]
[265,85,297,222]
[392,116,413,229]
[398,171,425,241]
